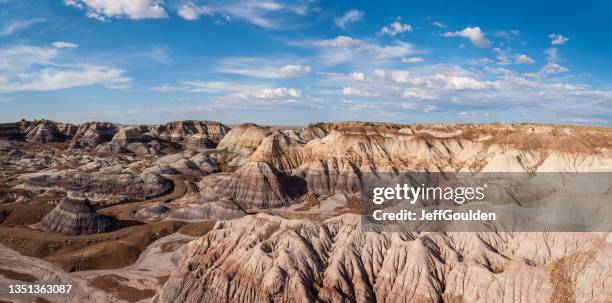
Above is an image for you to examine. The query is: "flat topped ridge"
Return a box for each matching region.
[161,120,230,130]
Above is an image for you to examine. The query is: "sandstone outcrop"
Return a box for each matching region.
[201,161,302,209]
[110,126,148,143]
[169,200,246,221]
[0,122,27,140]
[249,130,306,173]
[155,214,612,303]
[22,170,171,203]
[0,140,18,156]
[2,119,612,303]
[144,153,219,177]
[24,120,63,143]
[150,120,230,149]
[303,159,361,196]
[189,153,220,175]
[58,123,78,138]
[217,123,273,166]
[184,133,216,150]
[284,123,329,143]
[135,203,171,221]
[96,125,162,155]
[36,197,116,235]
[70,122,118,148]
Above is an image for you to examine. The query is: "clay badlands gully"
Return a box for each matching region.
[0,119,611,303]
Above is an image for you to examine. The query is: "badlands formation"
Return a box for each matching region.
[0,119,611,302]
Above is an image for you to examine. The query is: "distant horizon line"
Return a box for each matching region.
[3,118,611,130]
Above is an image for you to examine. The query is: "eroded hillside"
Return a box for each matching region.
[0,120,610,303]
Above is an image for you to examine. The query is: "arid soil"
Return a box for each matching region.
[0,119,611,302]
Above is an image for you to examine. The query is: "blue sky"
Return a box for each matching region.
[1,0,611,126]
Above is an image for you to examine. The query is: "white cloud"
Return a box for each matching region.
[185,81,261,92]
[149,84,189,92]
[434,74,488,90]
[433,21,446,28]
[402,57,424,63]
[217,57,311,79]
[64,0,168,20]
[349,72,365,81]
[373,69,386,78]
[178,3,213,21]
[0,46,58,70]
[541,46,567,73]
[390,70,419,84]
[318,61,612,122]
[379,21,412,36]
[151,81,264,93]
[0,18,45,36]
[493,48,511,65]
[457,111,477,118]
[319,36,366,48]
[335,10,363,29]
[342,86,379,97]
[403,88,436,100]
[233,87,301,99]
[542,62,568,74]
[549,34,569,45]
[178,1,310,29]
[0,45,129,92]
[311,36,416,64]
[0,66,129,92]
[444,27,491,48]
[52,41,79,49]
[277,64,311,77]
[516,54,535,64]
[546,47,560,62]
[494,30,519,40]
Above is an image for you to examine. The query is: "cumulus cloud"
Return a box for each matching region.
[178,3,213,21]
[434,74,488,90]
[403,88,436,100]
[64,0,168,20]
[52,41,79,49]
[335,10,363,28]
[549,34,569,45]
[516,54,535,64]
[379,21,412,36]
[390,70,422,85]
[542,62,569,74]
[349,72,365,81]
[233,87,301,99]
[277,64,312,77]
[402,57,424,63]
[319,36,366,48]
[493,48,511,65]
[444,27,491,48]
[308,35,416,64]
[342,86,379,97]
[373,69,386,78]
